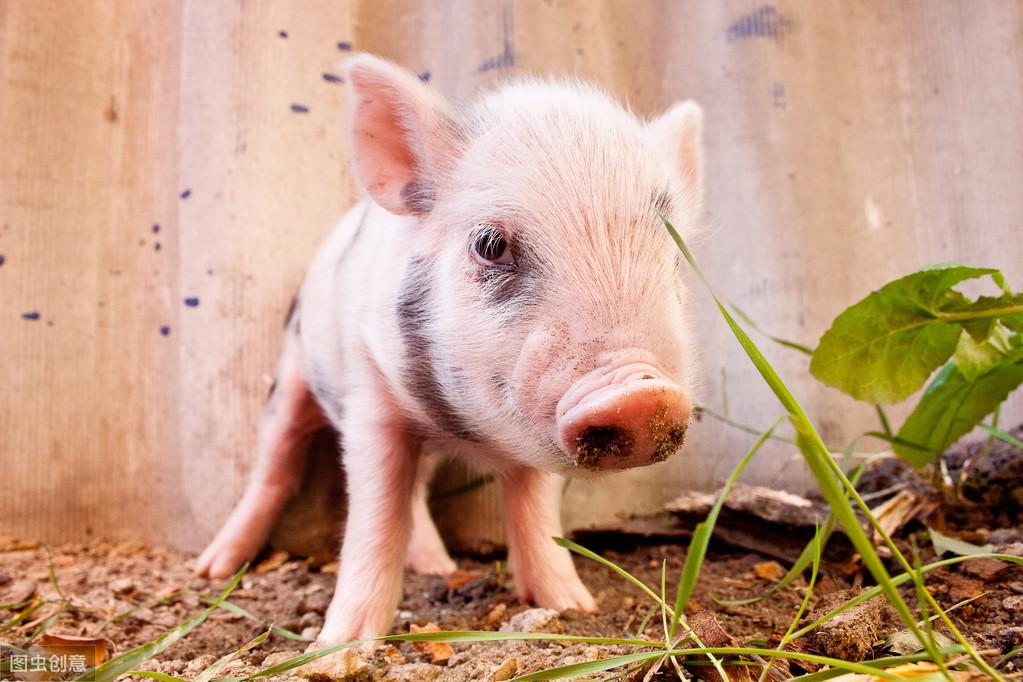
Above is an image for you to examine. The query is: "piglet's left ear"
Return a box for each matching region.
[649,100,704,213]
[345,54,459,216]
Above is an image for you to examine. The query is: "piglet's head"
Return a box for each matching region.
[346,55,701,473]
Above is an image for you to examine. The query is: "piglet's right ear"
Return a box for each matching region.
[344,54,457,216]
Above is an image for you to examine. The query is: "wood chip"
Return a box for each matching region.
[869,489,924,546]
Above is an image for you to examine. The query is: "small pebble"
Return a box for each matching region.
[300,625,319,641]
[184,297,199,307]
[110,577,136,595]
[1004,595,1023,611]
[291,104,309,113]
[500,608,560,633]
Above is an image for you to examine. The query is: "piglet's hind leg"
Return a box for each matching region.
[195,328,324,579]
[405,453,457,576]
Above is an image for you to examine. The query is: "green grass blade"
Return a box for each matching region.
[660,215,934,660]
[0,599,42,635]
[979,423,1023,448]
[193,594,312,641]
[76,565,247,682]
[789,648,965,681]
[554,537,664,609]
[669,419,781,639]
[124,672,190,682]
[194,626,272,682]
[381,630,655,646]
[730,303,815,355]
[239,640,364,679]
[509,652,663,681]
[997,643,1023,668]
[759,525,823,682]
[661,646,908,680]
[788,552,1023,641]
[694,404,797,445]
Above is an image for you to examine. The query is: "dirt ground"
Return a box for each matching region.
[2,428,1022,680]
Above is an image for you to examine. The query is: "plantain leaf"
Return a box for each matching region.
[896,341,1023,466]
[810,264,1000,404]
[953,326,1014,380]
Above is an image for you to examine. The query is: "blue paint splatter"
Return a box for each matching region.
[337,41,352,51]
[160,325,171,336]
[22,311,40,320]
[152,223,160,233]
[322,73,344,84]
[478,4,516,72]
[291,103,309,113]
[418,71,431,82]
[180,188,191,199]
[184,297,200,307]
[726,5,794,41]
[278,30,288,39]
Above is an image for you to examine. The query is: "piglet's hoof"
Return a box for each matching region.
[298,642,371,682]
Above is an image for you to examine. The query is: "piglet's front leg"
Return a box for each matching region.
[317,414,419,646]
[501,468,597,613]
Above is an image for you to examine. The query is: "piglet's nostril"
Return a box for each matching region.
[575,426,634,469]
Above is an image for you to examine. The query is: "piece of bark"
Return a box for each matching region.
[683,609,755,682]
[804,589,886,662]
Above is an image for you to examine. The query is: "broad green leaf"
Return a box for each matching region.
[660,216,937,664]
[944,293,1023,341]
[810,264,999,403]
[953,327,1014,379]
[896,344,1023,466]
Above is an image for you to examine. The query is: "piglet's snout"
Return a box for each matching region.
[556,358,692,470]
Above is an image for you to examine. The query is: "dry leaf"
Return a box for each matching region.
[444,570,484,590]
[255,550,290,574]
[753,560,785,581]
[409,623,454,665]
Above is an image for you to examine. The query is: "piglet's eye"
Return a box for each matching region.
[470,226,514,266]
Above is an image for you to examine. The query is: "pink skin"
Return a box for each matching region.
[196,53,704,660]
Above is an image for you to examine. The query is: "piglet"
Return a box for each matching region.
[196,54,703,649]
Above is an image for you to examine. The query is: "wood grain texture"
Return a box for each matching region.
[1,1,1020,553]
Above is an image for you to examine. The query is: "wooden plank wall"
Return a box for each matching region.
[2,1,1021,554]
